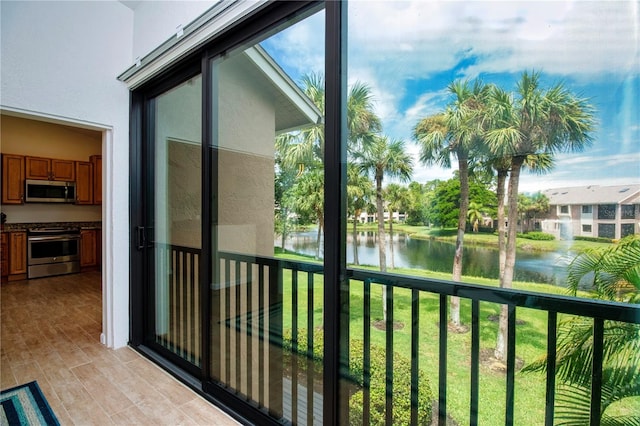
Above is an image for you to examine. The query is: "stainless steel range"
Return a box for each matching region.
[27,227,81,278]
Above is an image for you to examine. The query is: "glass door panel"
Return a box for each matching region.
[208,10,325,424]
[152,75,203,367]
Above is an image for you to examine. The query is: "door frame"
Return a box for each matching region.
[128,2,336,424]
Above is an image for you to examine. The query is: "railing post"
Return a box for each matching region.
[545,311,557,426]
[268,263,283,418]
[439,294,448,426]
[590,318,604,426]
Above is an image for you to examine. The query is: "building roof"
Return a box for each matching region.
[543,184,640,205]
[243,45,323,134]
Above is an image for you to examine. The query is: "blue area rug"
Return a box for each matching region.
[1,381,60,426]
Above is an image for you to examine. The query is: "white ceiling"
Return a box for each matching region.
[119,1,142,11]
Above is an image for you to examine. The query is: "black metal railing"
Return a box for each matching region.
[156,244,201,366]
[348,268,639,426]
[165,246,638,426]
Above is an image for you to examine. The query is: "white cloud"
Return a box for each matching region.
[348,1,639,79]
[264,2,639,187]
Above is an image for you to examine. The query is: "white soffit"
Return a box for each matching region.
[245,45,323,130]
[118,0,269,89]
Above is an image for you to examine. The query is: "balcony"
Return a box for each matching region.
[7,250,635,425]
[154,245,639,425]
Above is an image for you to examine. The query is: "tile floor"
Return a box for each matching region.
[0,271,240,425]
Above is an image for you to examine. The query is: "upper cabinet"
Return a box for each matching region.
[90,155,102,205]
[26,156,75,181]
[75,161,94,205]
[1,154,25,204]
[2,154,101,205]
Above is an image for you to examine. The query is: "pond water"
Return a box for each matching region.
[279,230,575,286]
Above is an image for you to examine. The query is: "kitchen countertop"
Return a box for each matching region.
[1,221,102,232]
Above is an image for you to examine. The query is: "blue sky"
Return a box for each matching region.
[262,1,639,193]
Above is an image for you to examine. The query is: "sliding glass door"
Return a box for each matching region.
[132,3,330,423]
[205,10,326,422]
[141,73,203,373]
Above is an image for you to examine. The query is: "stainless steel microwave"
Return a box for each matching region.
[25,179,76,203]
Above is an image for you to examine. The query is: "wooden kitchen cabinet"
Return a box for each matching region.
[80,229,97,269]
[90,155,102,205]
[75,161,94,204]
[52,159,76,180]
[26,156,75,181]
[1,233,8,280]
[8,231,27,280]
[2,154,25,204]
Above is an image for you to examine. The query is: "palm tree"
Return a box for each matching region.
[292,169,324,259]
[347,81,382,153]
[347,163,374,266]
[486,71,595,360]
[385,183,410,268]
[467,201,484,232]
[355,136,413,320]
[523,236,640,425]
[276,73,325,169]
[356,136,413,272]
[413,79,491,327]
[277,74,381,170]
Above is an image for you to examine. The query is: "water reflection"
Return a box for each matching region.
[279,230,571,285]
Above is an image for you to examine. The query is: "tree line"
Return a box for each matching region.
[275,70,595,363]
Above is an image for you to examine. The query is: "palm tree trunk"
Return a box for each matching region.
[389,209,395,269]
[316,213,324,260]
[376,174,388,321]
[353,210,360,265]
[496,169,508,282]
[376,176,387,272]
[281,208,287,250]
[496,157,524,361]
[451,155,470,327]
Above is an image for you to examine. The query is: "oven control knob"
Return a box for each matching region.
[53,257,57,261]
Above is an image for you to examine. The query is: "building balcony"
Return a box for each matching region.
[4,250,637,425]
[148,245,639,425]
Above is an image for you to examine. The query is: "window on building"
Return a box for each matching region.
[598,223,616,239]
[582,224,592,233]
[560,205,569,214]
[598,204,616,220]
[621,223,635,238]
[582,205,592,214]
[621,204,635,219]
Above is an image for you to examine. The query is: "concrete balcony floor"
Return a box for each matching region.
[0,271,239,425]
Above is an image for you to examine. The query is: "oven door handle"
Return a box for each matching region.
[28,235,81,241]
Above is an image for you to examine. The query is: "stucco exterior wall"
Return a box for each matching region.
[1,0,279,348]
[217,52,276,258]
[1,0,134,348]
[130,1,215,61]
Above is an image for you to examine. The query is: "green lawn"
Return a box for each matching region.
[277,254,572,425]
[275,226,640,424]
[275,246,640,425]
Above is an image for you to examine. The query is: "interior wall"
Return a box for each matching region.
[1,115,102,223]
[1,115,102,159]
[0,1,133,349]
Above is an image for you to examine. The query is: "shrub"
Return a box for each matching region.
[573,235,613,243]
[283,329,434,425]
[348,340,434,425]
[518,231,555,241]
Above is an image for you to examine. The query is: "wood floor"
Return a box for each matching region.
[0,271,239,425]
